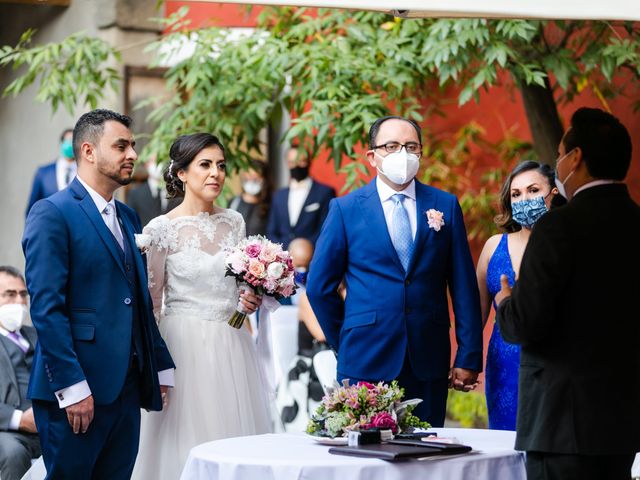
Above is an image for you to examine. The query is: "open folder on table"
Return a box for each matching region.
[328,439,472,461]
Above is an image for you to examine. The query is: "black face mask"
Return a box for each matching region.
[290,165,309,182]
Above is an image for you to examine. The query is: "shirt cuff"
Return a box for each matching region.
[55,380,92,408]
[158,368,175,387]
[9,409,23,430]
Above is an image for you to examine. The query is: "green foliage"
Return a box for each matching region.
[2,9,638,241]
[0,29,120,113]
[446,390,488,429]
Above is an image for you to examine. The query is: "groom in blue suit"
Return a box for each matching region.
[307,116,483,426]
[22,109,175,479]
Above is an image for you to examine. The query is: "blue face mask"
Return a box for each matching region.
[511,195,548,228]
[60,139,74,159]
[294,269,308,286]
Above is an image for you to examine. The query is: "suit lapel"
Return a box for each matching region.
[72,180,126,278]
[118,207,149,309]
[0,337,19,391]
[282,188,292,227]
[357,180,404,273]
[407,181,436,275]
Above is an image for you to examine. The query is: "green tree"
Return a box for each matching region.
[2,7,638,239]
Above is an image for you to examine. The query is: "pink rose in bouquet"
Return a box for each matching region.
[224,235,297,328]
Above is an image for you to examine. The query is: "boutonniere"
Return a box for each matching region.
[134,233,152,253]
[426,209,445,231]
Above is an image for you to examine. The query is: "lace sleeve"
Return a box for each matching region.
[143,219,170,322]
[236,211,247,243]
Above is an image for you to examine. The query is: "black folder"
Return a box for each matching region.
[328,440,471,461]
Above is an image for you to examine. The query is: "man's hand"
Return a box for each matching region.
[65,395,94,434]
[19,407,37,434]
[493,274,512,306]
[448,368,479,392]
[160,385,170,409]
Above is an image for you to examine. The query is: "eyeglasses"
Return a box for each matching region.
[1,290,29,300]
[372,142,422,155]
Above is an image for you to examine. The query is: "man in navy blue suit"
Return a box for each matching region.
[267,145,335,248]
[307,116,483,426]
[22,109,175,479]
[26,128,77,216]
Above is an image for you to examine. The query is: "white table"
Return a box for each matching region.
[180,428,526,480]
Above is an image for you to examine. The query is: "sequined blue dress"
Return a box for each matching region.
[485,233,519,430]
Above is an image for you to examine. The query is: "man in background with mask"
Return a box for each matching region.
[26,128,76,216]
[495,108,640,480]
[307,116,483,426]
[0,266,40,480]
[267,145,335,248]
[126,154,180,227]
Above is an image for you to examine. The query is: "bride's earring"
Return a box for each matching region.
[182,181,185,192]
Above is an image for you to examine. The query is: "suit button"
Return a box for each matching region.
[405,308,411,314]
[126,264,131,272]
[405,280,410,286]
[124,298,132,305]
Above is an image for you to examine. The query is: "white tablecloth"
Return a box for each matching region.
[180,428,526,480]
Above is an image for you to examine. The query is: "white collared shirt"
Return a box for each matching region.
[76,175,125,243]
[288,177,313,226]
[54,175,174,409]
[55,157,77,191]
[0,326,30,430]
[573,179,621,197]
[376,176,417,240]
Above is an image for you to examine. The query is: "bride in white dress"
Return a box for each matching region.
[133,133,272,480]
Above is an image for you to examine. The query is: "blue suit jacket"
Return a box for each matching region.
[267,179,335,248]
[26,162,58,216]
[22,178,175,410]
[306,179,483,382]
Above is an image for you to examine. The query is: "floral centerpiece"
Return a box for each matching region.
[224,235,297,328]
[306,380,431,438]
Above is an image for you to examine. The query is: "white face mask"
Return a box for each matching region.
[0,304,27,332]
[554,149,575,199]
[375,149,420,186]
[147,163,163,181]
[242,180,263,196]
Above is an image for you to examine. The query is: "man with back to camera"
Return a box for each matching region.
[495,107,640,480]
[307,116,483,426]
[0,266,40,480]
[23,109,175,479]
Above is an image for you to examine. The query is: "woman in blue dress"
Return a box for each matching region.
[476,161,558,430]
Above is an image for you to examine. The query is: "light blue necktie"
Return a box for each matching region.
[391,194,413,272]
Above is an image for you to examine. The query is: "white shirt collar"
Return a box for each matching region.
[0,324,23,338]
[290,176,312,191]
[76,175,116,214]
[574,179,621,197]
[376,176,416,203]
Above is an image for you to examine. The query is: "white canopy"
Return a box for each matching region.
[197,0,640,21]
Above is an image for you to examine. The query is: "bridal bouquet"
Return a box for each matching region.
[224,235,297,328]
[306,380,431,438]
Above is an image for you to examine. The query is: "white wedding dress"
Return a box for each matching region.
[132,210,273,480]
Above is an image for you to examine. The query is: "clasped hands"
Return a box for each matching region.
[448,368,480,392]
